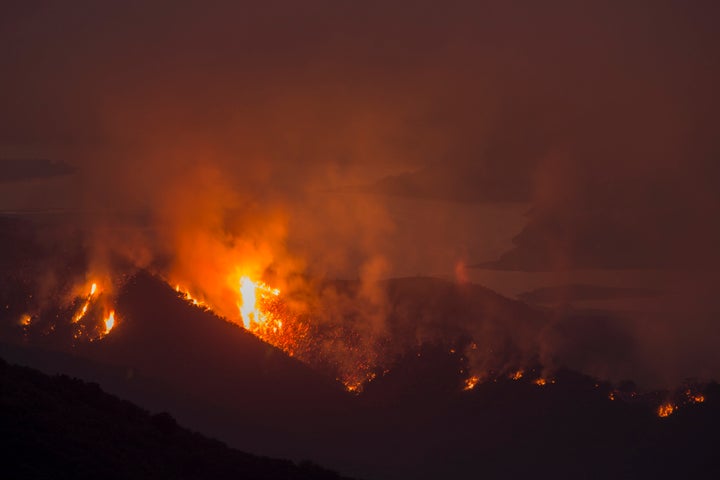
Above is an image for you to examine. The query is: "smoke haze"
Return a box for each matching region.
[2,0,719,388]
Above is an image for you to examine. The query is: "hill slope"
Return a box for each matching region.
[0,357,350,480]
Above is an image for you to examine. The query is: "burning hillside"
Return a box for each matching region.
[0,195,715,412]
[3,250,713,423]
[2,264,720,480]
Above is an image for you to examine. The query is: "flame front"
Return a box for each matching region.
[66,279,118,342]
[237,276,281,329]
[175,273,378,392]
[72,282,98,323]
[104,310,115,334]
[238,276,258,328]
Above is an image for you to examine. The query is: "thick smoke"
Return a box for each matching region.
[1,1,719,388]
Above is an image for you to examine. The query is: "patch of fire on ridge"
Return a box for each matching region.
[175,275,380,393]
[17,277,119,344]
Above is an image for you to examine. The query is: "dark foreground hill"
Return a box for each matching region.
[0,357,349,480]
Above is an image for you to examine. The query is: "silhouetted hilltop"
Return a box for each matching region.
[352,347,720,479]
[0,357,350,480]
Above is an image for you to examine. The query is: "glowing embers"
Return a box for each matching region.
[685,389,705,404]
[18,313,33,337]
[239,278,313,366]
[236,277,311,363]
[657,403,676,418]
[345,371,378,394]
[175,276,307,359]
[510,369,524,381]
[463,375,480,391]
[174,275,381,393]
[19,314,32,327]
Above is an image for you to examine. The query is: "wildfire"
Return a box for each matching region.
[685,389,705,404]
[19,314,32,326]
[104,310,116,334]
[72,282,98,323]
[657,403,675,418]
[534,378,547,386]
[172,274,392,393]
[463,375,480,391]
[345,372,378,394]
[238,276,279,329]
[510,369,524,380]
[175,285,208,309]
[67,279,118,342]
[175,274,312,371]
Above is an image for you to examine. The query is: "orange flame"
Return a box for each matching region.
[657,403,675,418]
[237,276,280,329]
[175,285,207,308]
[72,282,98,323]
[173,273,371,393]
[684,389,705,404]
[104,310,115,334]
[510,369,524,380]
[19,314,32,326]
[463,375,480,391]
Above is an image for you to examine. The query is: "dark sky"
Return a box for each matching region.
[1,0,719,273]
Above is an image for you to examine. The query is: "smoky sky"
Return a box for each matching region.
[2,0,719,273]
[2,0,720,389]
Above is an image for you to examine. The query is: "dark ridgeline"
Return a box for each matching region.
[1,251,720,479]
[0,357,349,480]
